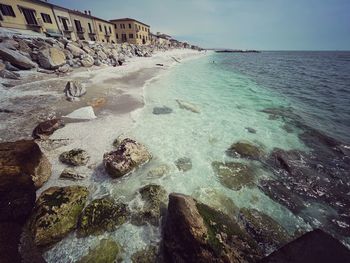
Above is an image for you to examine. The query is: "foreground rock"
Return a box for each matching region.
[132,184,167,226]
[0,140,51,190]
[77,238,121,263]
[131,246,158,263]
[163,193,262,262]
[37,47,66,69]
[238,208,291,254]
[226,141,263,160]
[0,45,36,69]
[29,186,89,248]
[103,138,152,178]
[59,148,90,166]
[64,81,87,101]
[32,118,65,139]
[176,99,200,113]
[153,106,173,115]
[260,229,350,263]
[77,197,129,237]
[59,168,86,180]
[212,161,255,190]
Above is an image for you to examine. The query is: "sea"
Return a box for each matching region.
[45,51,350,262]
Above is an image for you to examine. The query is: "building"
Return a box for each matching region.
[93,16,115,43]
[0,0,61,36]
[110,18,150,45]
[51,5,76,40]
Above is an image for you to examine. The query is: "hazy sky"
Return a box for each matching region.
[52,0,350,50]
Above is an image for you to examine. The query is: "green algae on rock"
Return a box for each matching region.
[226,141,264,160]
[131,245,158,263]
[212,161,256,190]
[29,186,89,248]
[59,148,90,166]
[77,197,129,237]
[77,238,121,263]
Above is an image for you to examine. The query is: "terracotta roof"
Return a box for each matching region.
[109,18,150,27]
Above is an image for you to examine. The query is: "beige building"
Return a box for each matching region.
[68,10,98,42]
[93,17,116,43]
[51,5,76,40]
[0,0,61,35]
[110,18,150,45]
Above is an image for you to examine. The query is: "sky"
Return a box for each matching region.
[52,0,350,50]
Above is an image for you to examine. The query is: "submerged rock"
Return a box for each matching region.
[175,157,192,172]
[59,168,86,180]
[59,148,90,166]
[32,118,65,139]
[29,186,89,248]
[64,80,86,101]
[77,238,121,263]
[147,164,170,178]
[131,246,158,263]
[64,106,97,120]
[226,141,263,160]
[238,208,291,254]
[152,106,173,115]
[212,161,255,190]
[0,45,36,69]
[103,138,152,178]
[132,184,167,226]
[37,47,66,69]
[77,197,129,237]
[163,193,262,263]
[176,99,200,113]
[245,127,257,134]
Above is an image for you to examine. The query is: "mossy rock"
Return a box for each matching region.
[59,148,90,166]
[132,184,167,226]
[131,245,158,263]
[30,186,89,248]
[212,161,255,190]
[77,197,129,237]
[175,157,192,172]
[226,141,264,160]
[77,238,121,263]
[238,208,291,253]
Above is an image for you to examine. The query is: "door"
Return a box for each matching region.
[22,8,37,25]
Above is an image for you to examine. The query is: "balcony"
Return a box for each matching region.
[63,26,73,32]
[76,27,85,34]
[88,31,96,35]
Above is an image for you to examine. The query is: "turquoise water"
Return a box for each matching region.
[130,54,308,233]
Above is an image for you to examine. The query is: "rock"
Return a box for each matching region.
[245,127,257,134]
[131,246,158,263]
[77,238,121,263]
[226,141,263,160]
[163,193,262,263]
[132,184,167,226]
[238,208,291,254]
[175,157,192,172]
[57,64,70,73]
[37,47,66,69]
[60,168,86,180]
[77,197,129,237]
[37,68,55,74]
[0,69,20,79]
[176,99,200,113]
[260,229,350,263]
[212,161,255,191]
[81,54,94,67]
[64,106,97,120]
[0,140,51,191]
[66,43,85,58]
[29,186,89,248]
[147,164,170,178]
[103,138,152,178]
[97,50,108,60]
[4,61,20,71]
[152,106,173,115]
[32,118,65,139]
[1,39,19,50]
[17,39,32,53]
[64,80,86,101]
[82,46,95,56]
[0,45,36,69]
[59,148,90,166]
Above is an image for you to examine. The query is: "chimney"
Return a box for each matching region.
[84,10,87,14]
[88,10,91,15]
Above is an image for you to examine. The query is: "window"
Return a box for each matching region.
[104,25,107,34]
[136,34,138,39]
[114,24,117,29]
[128,23,131,29]
[0,4,15,17]
[21,8,37,25]
[88,23,92,33]
[129,33,133,39]
[116,33,118,39]
[41,13,52,23]
[121,23,125,29]
[74,19,83,32]
[99,24,102,32]
[109,27,111,33]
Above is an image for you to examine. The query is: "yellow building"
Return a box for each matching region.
[68,10,97,42]
[93,17,116,43]
[0,0,61,36]
[110,18,150,45]
[51,5,76,40]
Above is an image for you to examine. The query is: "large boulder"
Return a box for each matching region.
[77,197,129,237]
[0,69,20,79]
[131,246,158,263]
[212,161,255,190]
[32,118,65,139]
[37,47,66,69]
[59,148,90,166]
[77,238,121,263]
[80,54,94,67]
[163,193,262,262]
[132,184,167,226]
[103,138,152,178]
[64,80,86,101]
[0,45,36,69]
[97,50,108,60]
[226,141,264,160]
[29,186,89,248]
[66,43,85,58]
